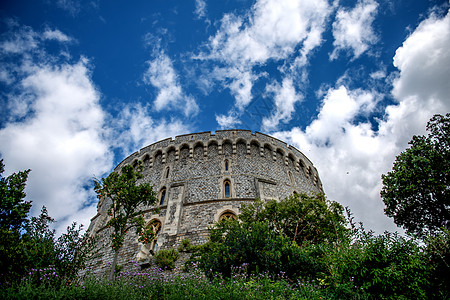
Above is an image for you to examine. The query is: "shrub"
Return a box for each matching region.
[154,248,179,270]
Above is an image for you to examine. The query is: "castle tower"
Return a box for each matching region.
[87,130,323,274]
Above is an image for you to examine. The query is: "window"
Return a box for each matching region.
[219,211,237,221]
[289,171,294,185]
[159,188,166,205]
[165,167,170,179]
[224,159,229,171]
[148,220,162,253]
[224,180,231,198]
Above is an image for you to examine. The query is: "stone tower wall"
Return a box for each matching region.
[87,130,323,276]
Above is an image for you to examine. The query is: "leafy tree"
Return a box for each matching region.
[239,193,348,246]
[381,113,450,237]
[193,194,347,280]
[195,219,325,280]
[0,159,32,283]
[0,159,31,232]
[94,163,158,280]
[22,206,58,271]
[55,222,99,283]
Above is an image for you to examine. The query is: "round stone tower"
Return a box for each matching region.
[87,130,323,273]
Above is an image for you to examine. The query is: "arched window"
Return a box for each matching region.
[224,159,229,171]
[224,180,231,198]
[148,220,162,253]
[159,188,166,205]
[219,211,237,221]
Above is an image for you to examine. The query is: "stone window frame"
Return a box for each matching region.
[146,219,162,253]
[159,187,167,206]
[223,159,230,172]
[219,211,237,221]
[218,177,235,199]
[224,179,231,198]
[214,206,239,223]
[164,166,170,179]
[288,171,294,185]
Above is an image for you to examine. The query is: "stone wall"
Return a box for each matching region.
[86,130,323,277]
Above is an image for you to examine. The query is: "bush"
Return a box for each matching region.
[154,248,179,270]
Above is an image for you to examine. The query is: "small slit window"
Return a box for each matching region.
[165,167,170,178]
[159,188,166,205]
[289,171,294,185]
[224,159,229,171]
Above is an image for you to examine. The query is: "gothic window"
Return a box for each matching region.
[224,180,231,198]
[148,220,162,253]
[224,159,229,171]
[219,211,237,221]
[159,188,166,205]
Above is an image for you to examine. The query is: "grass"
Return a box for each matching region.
[1,262,356,300]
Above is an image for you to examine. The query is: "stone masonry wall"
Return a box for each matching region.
[86,130,323,277]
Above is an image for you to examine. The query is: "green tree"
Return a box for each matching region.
[0,159,32,283]
[240,193,348,246]
[381,113,450,237]
[193,194,347,280]
[94,163,158,280]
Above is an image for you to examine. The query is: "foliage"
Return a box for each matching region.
[239,193,348,246]
[191,198,450,299]
[154,248,179,270]
[54,222,99,282]
[381,113,450,237]
[193,219,325,281]
[94,162,158,279]
[423,229,450,299]
[1,262,331,300]
[0,159,32,233]
[0,160,98,285]
[21,207,58,272]
[0,160,32,283]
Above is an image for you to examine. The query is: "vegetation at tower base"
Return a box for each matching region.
[0,159,97,286]
[94,162,158,280]
[381,113,450,238]
[0,167,448,298]
[239,193,348,245]
[188,194,449,299]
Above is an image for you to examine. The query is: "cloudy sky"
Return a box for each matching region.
[1,0,449,235]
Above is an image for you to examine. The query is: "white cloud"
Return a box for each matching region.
[0,21,39,54]
[0,59,112,235]
[194,0,207,19]
[330,0,378,60]
[274,85,397,234]
[262,77,303,131]
[392,8,450,111]
[43,28,72,42]
[197,0,330,117]
[273,7,450,234]
[216,112,241,129]
[55,0,81,16]
[143,51,199,117]
[212,66,257,110]
[112,103,192,156]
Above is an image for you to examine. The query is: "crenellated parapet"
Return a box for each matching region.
[115,130,322,189]
[86,130,323,276]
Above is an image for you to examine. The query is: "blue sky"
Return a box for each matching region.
[1,0,449,235]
